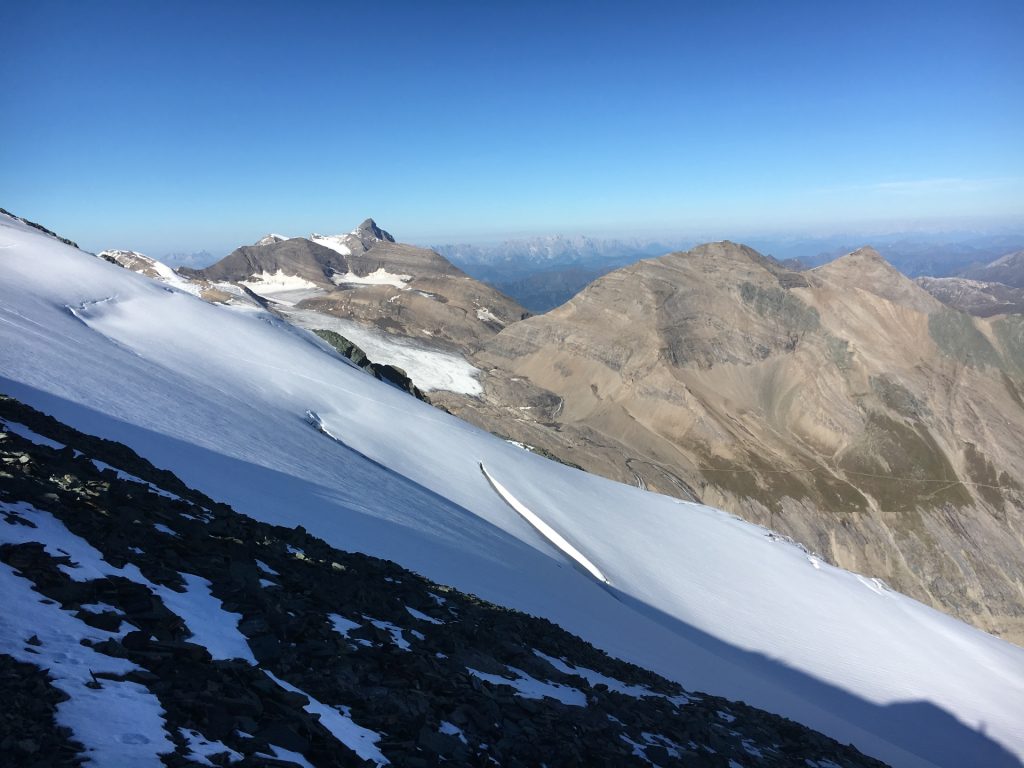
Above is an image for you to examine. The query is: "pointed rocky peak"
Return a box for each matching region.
[353,218,395,243]
[813,246,940,313]
[815,246,902,281]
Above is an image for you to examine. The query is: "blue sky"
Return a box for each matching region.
[2,0,1022,256]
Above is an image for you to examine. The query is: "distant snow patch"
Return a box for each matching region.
[254,234,290,246]
[240,270,320,295]
[475,306,501,324]
[311,234,354,256]
[331,267,411,288]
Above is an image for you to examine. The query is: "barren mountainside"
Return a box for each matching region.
[438,242,1024,643]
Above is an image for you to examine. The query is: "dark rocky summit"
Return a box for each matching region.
[0,207,79,249]
[0,394,887,767]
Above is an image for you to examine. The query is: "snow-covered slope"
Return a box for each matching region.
[97,249,201,296]
[2,213,1023,768]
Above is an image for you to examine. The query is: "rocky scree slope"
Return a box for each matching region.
[440,242,1024,644]
[0,395,887,768]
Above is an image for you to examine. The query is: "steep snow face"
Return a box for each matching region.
[2,212,1024,768]
[310,233,354,256]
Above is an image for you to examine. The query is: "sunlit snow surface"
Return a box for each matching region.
[283,307,483,394]
[310,233,353,256]
[2,213,1024,768]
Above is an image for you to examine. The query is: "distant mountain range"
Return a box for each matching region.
[434,234,677,272]
[161,249,219,268]
[747,232,1024,277]
[433,231,1024,311]
[434,236,681,312]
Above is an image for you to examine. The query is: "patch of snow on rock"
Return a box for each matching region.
[151,573,256,664]
[311,234,354,256]
[330,267,411,288]
[266,671,389,765]
[240,270,320,295]
[467,666,586,706]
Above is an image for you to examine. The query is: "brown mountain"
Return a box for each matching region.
[183,219,528,353]
[433,241,1024,643]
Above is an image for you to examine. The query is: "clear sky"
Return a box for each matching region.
[2,0,1022,256]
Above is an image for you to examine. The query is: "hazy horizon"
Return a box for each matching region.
[2,2,1021,256]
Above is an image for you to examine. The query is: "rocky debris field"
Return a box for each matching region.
[0,394,887,767]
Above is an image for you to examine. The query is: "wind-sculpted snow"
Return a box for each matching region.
[480,462,609,583]
[2,211,1024,768]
